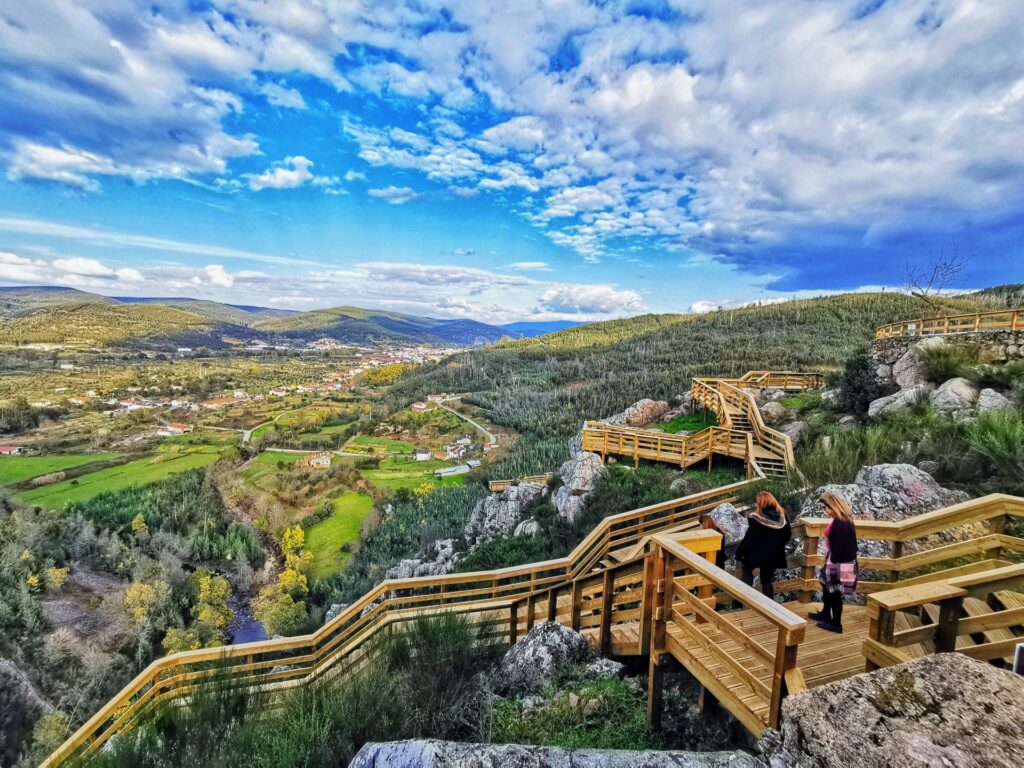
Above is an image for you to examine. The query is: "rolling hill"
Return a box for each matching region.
[113,297,295,325]
[255,305,513,345]
[0,286,115,317]
[0,302,217,346]
[501,320,585,336]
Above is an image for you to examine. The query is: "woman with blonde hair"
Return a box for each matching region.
[809,492,858,634]
[735,491,791,599]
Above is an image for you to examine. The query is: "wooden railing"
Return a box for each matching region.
[781,494,1024,598]
[876,307,1024,339]
[647,531,806,733]
[44,480,752,766]
[581,423,747,469]
[487,474,555,493]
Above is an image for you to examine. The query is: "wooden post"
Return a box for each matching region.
[509,603,518,644]
[599,569,614,655]
[571,579,583,631]
[889,540,903,583]
[987,514,1006,561]
[647,547,669,729]
[526,593,537,632]
[799,535,818,603]
[547,587,558,623]
[638,551,657,652]
[935,596,964,653]
[769,636,799,729]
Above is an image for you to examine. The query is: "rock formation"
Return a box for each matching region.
[759,654,1024,768]
[464,483,548,548]
[977,387,1013,412]
[929,377,979,416]
[495,621,592,695]
[349,740,762,768]
[551,452,607,524]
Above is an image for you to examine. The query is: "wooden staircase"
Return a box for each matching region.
[582,371,821,480]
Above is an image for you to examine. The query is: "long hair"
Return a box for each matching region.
[820,492,853,521]
[755,491,784,517]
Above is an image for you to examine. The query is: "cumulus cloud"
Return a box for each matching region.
[538,284,646,315]
[203,264,235,288]
[508,261,551,271]
[0,251,151,290]
[248,156,315,191]
[367,186,422,204]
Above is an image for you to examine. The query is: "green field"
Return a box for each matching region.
[344,435,417,454]
[361,456,464,491]
[241,451,303,490]
[16,449,222,507]
[305,493,374,580]
[161,430,239,447]
[0,453,120,487]
[651,412,717,433]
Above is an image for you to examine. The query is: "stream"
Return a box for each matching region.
[227,591,267,644]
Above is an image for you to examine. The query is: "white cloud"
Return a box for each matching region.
[52,257,115,277]
[248,156,315,191]
[367,186,422,205]
[203,264,235,288]
[538,284,646,315]
[508,261,551,271]
[343,170,366,182]
[259,82,307,109]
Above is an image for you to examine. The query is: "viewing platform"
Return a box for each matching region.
[876,307,1024,338]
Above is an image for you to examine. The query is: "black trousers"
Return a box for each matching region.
[822,589,844,626]
[739,563,776,599]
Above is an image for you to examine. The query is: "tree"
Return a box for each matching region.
[123,580,169,626]
[904,243,968,312]
[253,588,307,636]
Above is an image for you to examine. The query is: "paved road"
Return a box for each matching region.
[438,397,497,444]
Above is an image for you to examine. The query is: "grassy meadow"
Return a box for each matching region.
[305,493,375,580]
[0,452,120,486]
[360,456,464,491]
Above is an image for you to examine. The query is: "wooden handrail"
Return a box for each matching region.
[488,473,554,492]
[876,307,1024,339]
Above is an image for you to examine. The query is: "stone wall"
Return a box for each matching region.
[872,330,1024,367]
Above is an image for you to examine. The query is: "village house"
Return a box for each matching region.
[445,443,468,461]
[200,397,236,410]
[483,442,497,454]
[426,393,447,402]
[157,422,194,437]
[0,446,23,456]
[413,448,432,461]
[432,450,447,461]
[298,451,333,469]
[268,387,291,397]
[455,437,472,447]
[411,401,430,412]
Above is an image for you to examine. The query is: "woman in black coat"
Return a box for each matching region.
[735,491,791,599]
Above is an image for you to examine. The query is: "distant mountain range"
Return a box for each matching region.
[0,286,584,349]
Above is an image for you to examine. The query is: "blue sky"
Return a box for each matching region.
[0,0,1022,322]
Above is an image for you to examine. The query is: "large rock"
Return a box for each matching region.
[820,389,840,408]
[551,452,607,524]
[349,740,761,768]
[801,464,967,523]
[977,388,1013,412]
[496,621,591,695]
[386,538,462,580]
[759,401,787,425]
[891,336,945,389]
[605,399,671,428]
[929,377,979,415]
[706,502,748,547]
[780,421,810,447]
[759,654,1024,768]
[464,483,547,548]
[867,384,933,418]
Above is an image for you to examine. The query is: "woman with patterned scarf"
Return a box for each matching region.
[735,491,791,599]
[809,492,859,634]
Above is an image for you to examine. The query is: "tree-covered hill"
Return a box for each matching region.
[0,303,216,346]
[388,291,1004,443]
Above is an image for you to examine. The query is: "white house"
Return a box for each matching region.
[413,448,432,461]
[0,446,22,456]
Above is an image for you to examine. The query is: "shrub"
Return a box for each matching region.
[836,347,895,416]
[919,344,980,383]
[965,409,1024,494]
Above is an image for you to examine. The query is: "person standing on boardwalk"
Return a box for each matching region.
[809,492,859,634]
[735,491,791,599]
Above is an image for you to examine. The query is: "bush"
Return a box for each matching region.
[919,344,980,383]
[837,347,895,416]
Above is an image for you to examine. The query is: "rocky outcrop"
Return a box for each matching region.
[977,387,1013,412]
[759,654,1024,768]
[495,621,591,695]
[867,384,933,418]
[583,657,626,680]
[324,602,350,624]
[759,402,786,425]
[779,421,810,446]
[706,503,748,548]
[464,483,547,548]
[386,538,462,580]
[800,464,967,523]
[891,336,945,389]
[349,740,762,768]
[605,399,671,428]
[551,453,607,524]
[929,377,979,416]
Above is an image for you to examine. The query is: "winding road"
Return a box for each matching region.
[437,396,497,444]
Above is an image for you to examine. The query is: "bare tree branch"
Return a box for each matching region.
[904,241,968,312]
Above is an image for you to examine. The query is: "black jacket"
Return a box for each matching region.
[735,513,791,569]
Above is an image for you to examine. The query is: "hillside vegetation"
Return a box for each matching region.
[0,303,213,345]
[0,286,115,318]
[389,291,1004,443]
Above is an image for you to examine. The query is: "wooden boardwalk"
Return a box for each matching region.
[876,306,1024,338]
